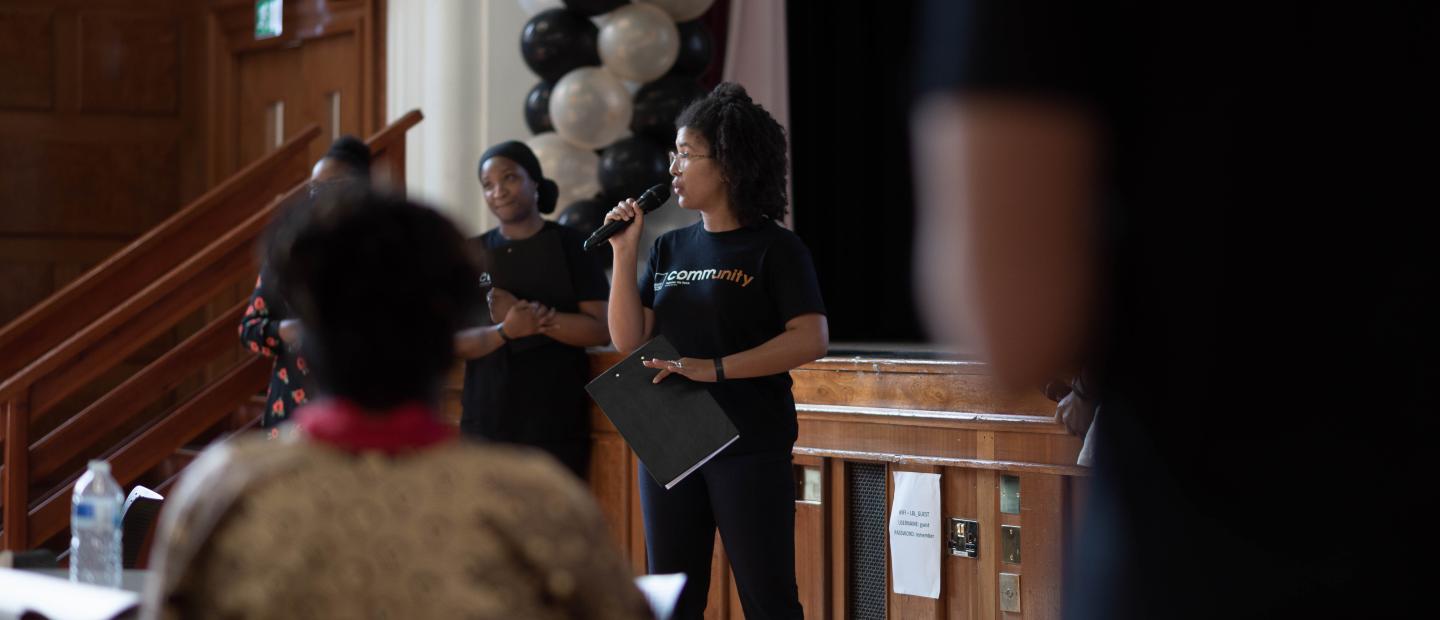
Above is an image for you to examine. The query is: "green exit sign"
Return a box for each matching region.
[255,0,283,40]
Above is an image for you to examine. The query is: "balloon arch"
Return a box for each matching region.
[517,0,721,260]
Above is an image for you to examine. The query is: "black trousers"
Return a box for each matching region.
[639,448,803,620]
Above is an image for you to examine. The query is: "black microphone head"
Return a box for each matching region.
[638,183,671,213]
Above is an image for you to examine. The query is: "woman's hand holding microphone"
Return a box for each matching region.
[603,198,647,256]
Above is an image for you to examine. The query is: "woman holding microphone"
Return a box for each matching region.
[605,82,828,620]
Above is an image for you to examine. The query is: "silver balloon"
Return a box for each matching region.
[526,132,602,208]
[517,0,564,16]
[637,0,716,22]
[599,4,680,83]
[549,67,634,150]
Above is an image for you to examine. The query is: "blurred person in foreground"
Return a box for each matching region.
[911,1,1436,617]
[144,187,650,619]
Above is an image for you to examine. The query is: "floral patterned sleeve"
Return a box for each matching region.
[238,273,284,358]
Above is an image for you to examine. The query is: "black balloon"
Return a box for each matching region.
[558,198,613,263]
[524,80,555,135]
[668,20,714,78]
[599,137,671,205]
[561,0,627,17]
[631,76,705,143]
[520,9,600,82]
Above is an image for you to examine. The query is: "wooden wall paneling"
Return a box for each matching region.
[944,465,980,620]
[799,416,991,461]
[50,6,80,111]
[371,0,385,130]
[296,29,363,162]
[793,453,828,618]
[77,11,180,114]
[828,457,848,620]
[995,432,1081,469]
[0,138,181,236]
[589,432,632,551]
[791,362,1056,416]
[177,5,210,204]
[627,451,647,576]
[976,433,1000,620]
[1017,474,1065,620]
[0,8,55,110]
[0,263,53,326]
[234,42,302,168]
[0,0,206,326]
[888,463,945,618]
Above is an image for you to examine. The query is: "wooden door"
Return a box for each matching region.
[234,32,362,168]
[207,0,384,180]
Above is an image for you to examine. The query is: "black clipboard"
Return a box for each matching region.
[480,228,576,352]
[585,336,739,489]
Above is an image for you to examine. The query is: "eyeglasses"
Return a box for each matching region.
[668,151,712,172]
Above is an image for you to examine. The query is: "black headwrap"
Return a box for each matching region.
[478,140,560,214]
[324,135,372,179]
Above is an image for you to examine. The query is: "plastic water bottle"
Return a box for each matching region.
[70,459,123,587]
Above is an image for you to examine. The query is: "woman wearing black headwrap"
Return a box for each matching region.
[454,140,611,478]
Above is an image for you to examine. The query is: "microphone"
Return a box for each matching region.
[583,184,671,252]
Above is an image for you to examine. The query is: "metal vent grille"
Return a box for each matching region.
[847,462,888,620]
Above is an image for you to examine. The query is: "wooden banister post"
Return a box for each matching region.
[390,140,407,190]
[3,397,30,550]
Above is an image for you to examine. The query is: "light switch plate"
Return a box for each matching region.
[1001,525,1021,564]
[1000,475,1021,514]
[999,572,1021,613]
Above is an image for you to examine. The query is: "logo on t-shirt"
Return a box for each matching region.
[654,268,755,291]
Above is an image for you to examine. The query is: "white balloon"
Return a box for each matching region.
[636,0,716,22]
[549,67,634,150]
[599,4,681,83]
[517,0,564,17]
[526,132,603,207]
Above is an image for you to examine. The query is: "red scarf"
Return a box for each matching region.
[295,399,456,455]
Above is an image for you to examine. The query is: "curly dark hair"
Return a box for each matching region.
[266,186,482,410]
[675,82,789,226]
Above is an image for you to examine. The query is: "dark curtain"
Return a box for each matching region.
[787,0,923,343]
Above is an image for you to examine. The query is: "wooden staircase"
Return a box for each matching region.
[0,111,424,551]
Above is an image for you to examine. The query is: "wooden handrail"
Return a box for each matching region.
[366,110,423,189]
[0,206,272,429]
[368,109,422,153]
[0,111,425,550]
[27,302,248,481]
[0,126,322,380]
[21,357,270,548]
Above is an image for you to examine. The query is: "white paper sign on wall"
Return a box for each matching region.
[889,470,941,598]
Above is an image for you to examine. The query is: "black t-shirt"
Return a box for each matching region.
[461,221,609,444]
[919,1,1437,617]
[639,220,826,454]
